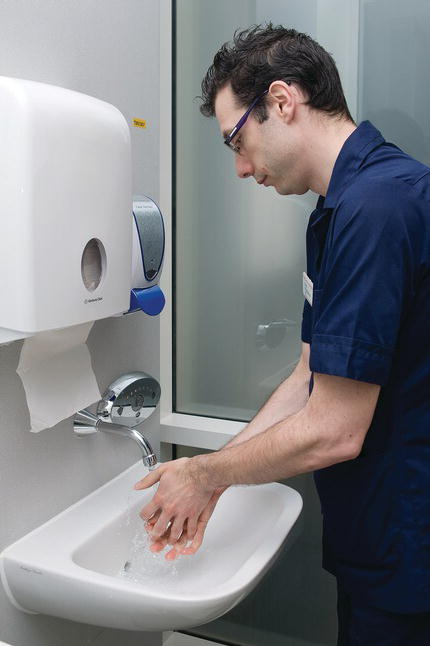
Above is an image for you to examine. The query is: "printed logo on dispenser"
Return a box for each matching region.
[133,202,145,213]
[84,296,103,304]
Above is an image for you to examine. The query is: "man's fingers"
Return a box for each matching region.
[184,490,222,547]
[150,511,174,539]
[134,465,163,491]
[149,520,187,555]
[144,509,161,527]
[145,519,191,560]
[187,490,220,541]
[181,524,205,555]
[186,518,198,541]
[183,521,206,554]
[149,536,168,552]
[139,501,160,522]
[168,517,186,545]
[165,530,189,560]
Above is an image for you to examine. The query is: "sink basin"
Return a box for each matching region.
[0,461,302,631]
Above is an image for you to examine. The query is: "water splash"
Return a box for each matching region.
[117,472,212,586]
[117,521,181,584]
[116,482,182,585]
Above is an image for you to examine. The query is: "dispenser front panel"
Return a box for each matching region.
[0,76,132,333]
[133,196,165,287]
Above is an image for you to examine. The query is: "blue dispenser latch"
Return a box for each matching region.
[128,285,165,316]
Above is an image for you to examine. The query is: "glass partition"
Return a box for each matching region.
[174,0,357,421]
[174,0,430,640]
[174,2,359,644]
[359,0,430,165]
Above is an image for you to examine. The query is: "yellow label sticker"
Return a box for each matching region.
[133,118,147,129]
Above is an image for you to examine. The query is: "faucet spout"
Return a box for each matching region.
[74,373,161,469]
[96,421,157,469]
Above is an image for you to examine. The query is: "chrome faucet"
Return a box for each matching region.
[74,372,160,469]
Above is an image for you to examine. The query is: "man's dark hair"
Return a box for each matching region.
[200,24,353,123]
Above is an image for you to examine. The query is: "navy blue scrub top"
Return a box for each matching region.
[302,121,430,614]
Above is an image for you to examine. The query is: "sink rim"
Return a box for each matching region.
[0,461,303,629]
[70,486,302,603]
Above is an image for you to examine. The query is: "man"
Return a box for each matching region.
[135,25,430,644]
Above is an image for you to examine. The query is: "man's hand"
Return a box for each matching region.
[143,487,226,560]
[134,457,222,558]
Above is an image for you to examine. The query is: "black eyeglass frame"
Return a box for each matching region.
[223,89,269,152]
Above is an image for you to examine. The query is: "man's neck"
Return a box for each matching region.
[305,116,357,197]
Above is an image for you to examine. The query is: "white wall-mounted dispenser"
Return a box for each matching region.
[127,195,165,317]
[0,75,135,431]
[0,75,132,344]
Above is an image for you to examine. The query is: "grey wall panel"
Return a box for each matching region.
[0,2,162,645]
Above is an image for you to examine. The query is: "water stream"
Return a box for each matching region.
[116,486,183,585]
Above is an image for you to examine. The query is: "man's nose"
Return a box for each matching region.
[235,154,254,179]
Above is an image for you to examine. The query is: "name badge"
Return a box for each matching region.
[303,272,313,306]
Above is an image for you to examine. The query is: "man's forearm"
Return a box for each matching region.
[194,373,370,488]
[195,406,325,487]
[192,373,380,488]
[224,353,311,449]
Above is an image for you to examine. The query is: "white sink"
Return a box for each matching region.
[0,462,302,631]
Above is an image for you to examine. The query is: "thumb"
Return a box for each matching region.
[134,465,163,490]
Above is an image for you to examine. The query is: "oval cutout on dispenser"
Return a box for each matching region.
[81,238,106,292]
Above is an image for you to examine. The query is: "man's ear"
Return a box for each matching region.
[267,80,299,122]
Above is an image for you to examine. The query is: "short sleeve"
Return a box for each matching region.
[301,209,318,345]
[301,299,312,343]
[310,180,420,385]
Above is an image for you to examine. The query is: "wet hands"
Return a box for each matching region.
[142,489,225,560]
[134,457,225,560]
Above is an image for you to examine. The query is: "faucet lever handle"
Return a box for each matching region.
[96,372,161,428]
[74,408,98,435]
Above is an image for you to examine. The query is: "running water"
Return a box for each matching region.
[116,484,183,585]
[117,521,181,584]
[116,473,212,586]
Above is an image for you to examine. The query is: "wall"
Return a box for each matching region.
[0,1,162,645]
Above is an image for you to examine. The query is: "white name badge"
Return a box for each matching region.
[303,272,313,306]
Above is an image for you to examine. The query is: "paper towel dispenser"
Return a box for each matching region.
[0,76,132,344]
[127,196,165,317]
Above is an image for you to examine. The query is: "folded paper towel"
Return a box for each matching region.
[17,322,101,432]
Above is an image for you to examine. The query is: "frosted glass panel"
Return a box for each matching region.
[359,0,430,164]
[174,4,358,646]
[175,0,358,421]
[174,2,430,645]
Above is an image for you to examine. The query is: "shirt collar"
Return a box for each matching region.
[321,120,385,209]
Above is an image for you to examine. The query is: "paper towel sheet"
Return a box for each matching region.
[17,322,101,432]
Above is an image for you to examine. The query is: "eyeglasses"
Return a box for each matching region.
[224,89,269,154]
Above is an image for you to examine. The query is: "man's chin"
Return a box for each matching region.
[276,184,308,196]
[275,185,292,196]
